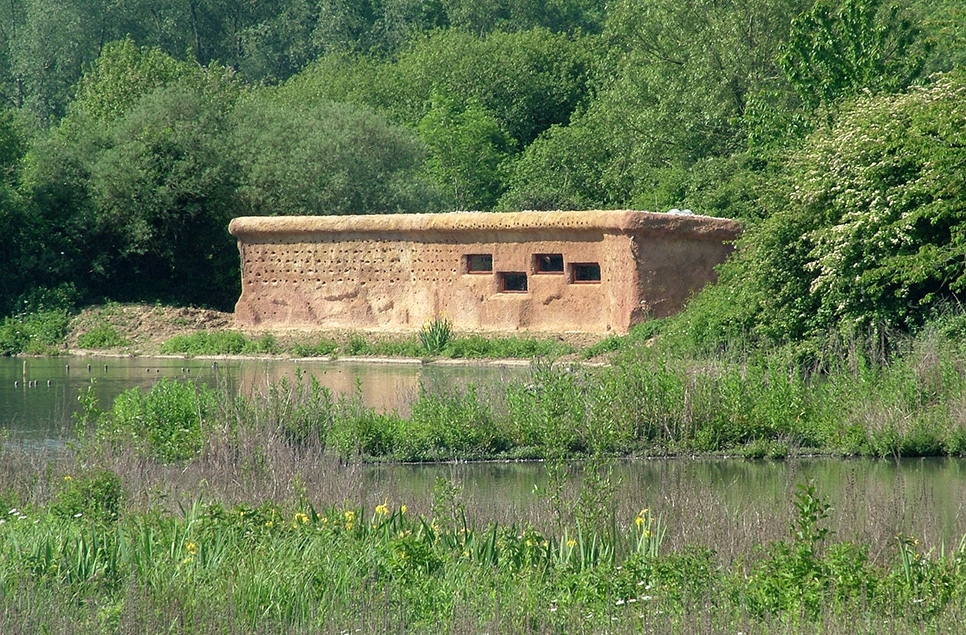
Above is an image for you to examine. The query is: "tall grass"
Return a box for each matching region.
[8,310,966,630]
[158,329,573,361]
[108,329,966,464]
[2,462,966,633]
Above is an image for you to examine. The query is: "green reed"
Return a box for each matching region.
[2,480,966,633]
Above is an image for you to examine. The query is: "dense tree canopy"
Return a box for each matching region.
[231,96,437,216]
[0,0,961,333]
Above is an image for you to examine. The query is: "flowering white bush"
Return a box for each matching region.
[794,70,966,329]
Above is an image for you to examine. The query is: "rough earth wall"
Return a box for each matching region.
[229,211,740,334]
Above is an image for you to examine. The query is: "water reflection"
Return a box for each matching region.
[361,457,966,552]
[0,355,523,444]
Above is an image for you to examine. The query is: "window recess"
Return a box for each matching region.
[570,263,601,283]
[533,254,564,273]
[465,254,493,273]
[498,272,528,292]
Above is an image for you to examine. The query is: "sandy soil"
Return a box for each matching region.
[65,304,234,355]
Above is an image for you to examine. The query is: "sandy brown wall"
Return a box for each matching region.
[234,229,633,332]
[230,211,740,334]
[632,232,736,319]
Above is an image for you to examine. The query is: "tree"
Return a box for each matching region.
[21,50,243,311]
[689,70,966,347]
[233,0,322,81]
[0,0,26,108]
[0,108,35,315]
[287,27,592,149]
[417,95,511,210]
[779,0,932,113]
[311,0,448,56]
[500,0,809,212]
[498,121,612,210]
[917,0,966,72]
[442,0,606,35]
[231,94,439,216]
[82,84,240,308]
[9,0,101,123]
[795,70,966,331]
[72,38,194,123]
[393,28,591,147]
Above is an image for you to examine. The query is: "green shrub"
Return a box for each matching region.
[160,331,281,356]
[342,333,372,356]
[161,331,248,355]
[98,378,215,462]
[0,310,70,355]
[52,468,123,524]
[505,362,589,454]
[291,338,339,357]
[329,395,401,460]
[404,385,507,460]
[76,323,128,349]
[445,335,573,359]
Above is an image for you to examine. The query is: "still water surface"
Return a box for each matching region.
[2,355,965,548]
[0,354,520,445]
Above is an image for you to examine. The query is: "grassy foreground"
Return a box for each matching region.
[2,489,965,634]
[5,307,966,631]
[2,441,966,633]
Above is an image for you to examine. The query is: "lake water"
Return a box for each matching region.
[0,354,524,446]
[2,355,965,550]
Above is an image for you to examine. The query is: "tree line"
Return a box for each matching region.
[0,0,964,347]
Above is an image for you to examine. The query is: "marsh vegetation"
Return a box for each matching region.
[2,363,966,633]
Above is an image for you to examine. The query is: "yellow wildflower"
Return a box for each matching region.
[375,500,390,516]
[294,512,309,524]
[63,475,72,482]
[635,515,645,529]
[400,505,407,515]
[185,541,199,555]
[567,538,577,548]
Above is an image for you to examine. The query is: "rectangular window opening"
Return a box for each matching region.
[534,253,564,273]
[499,272,528,292]
[571,263,601,283]
[465,254,493,273]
